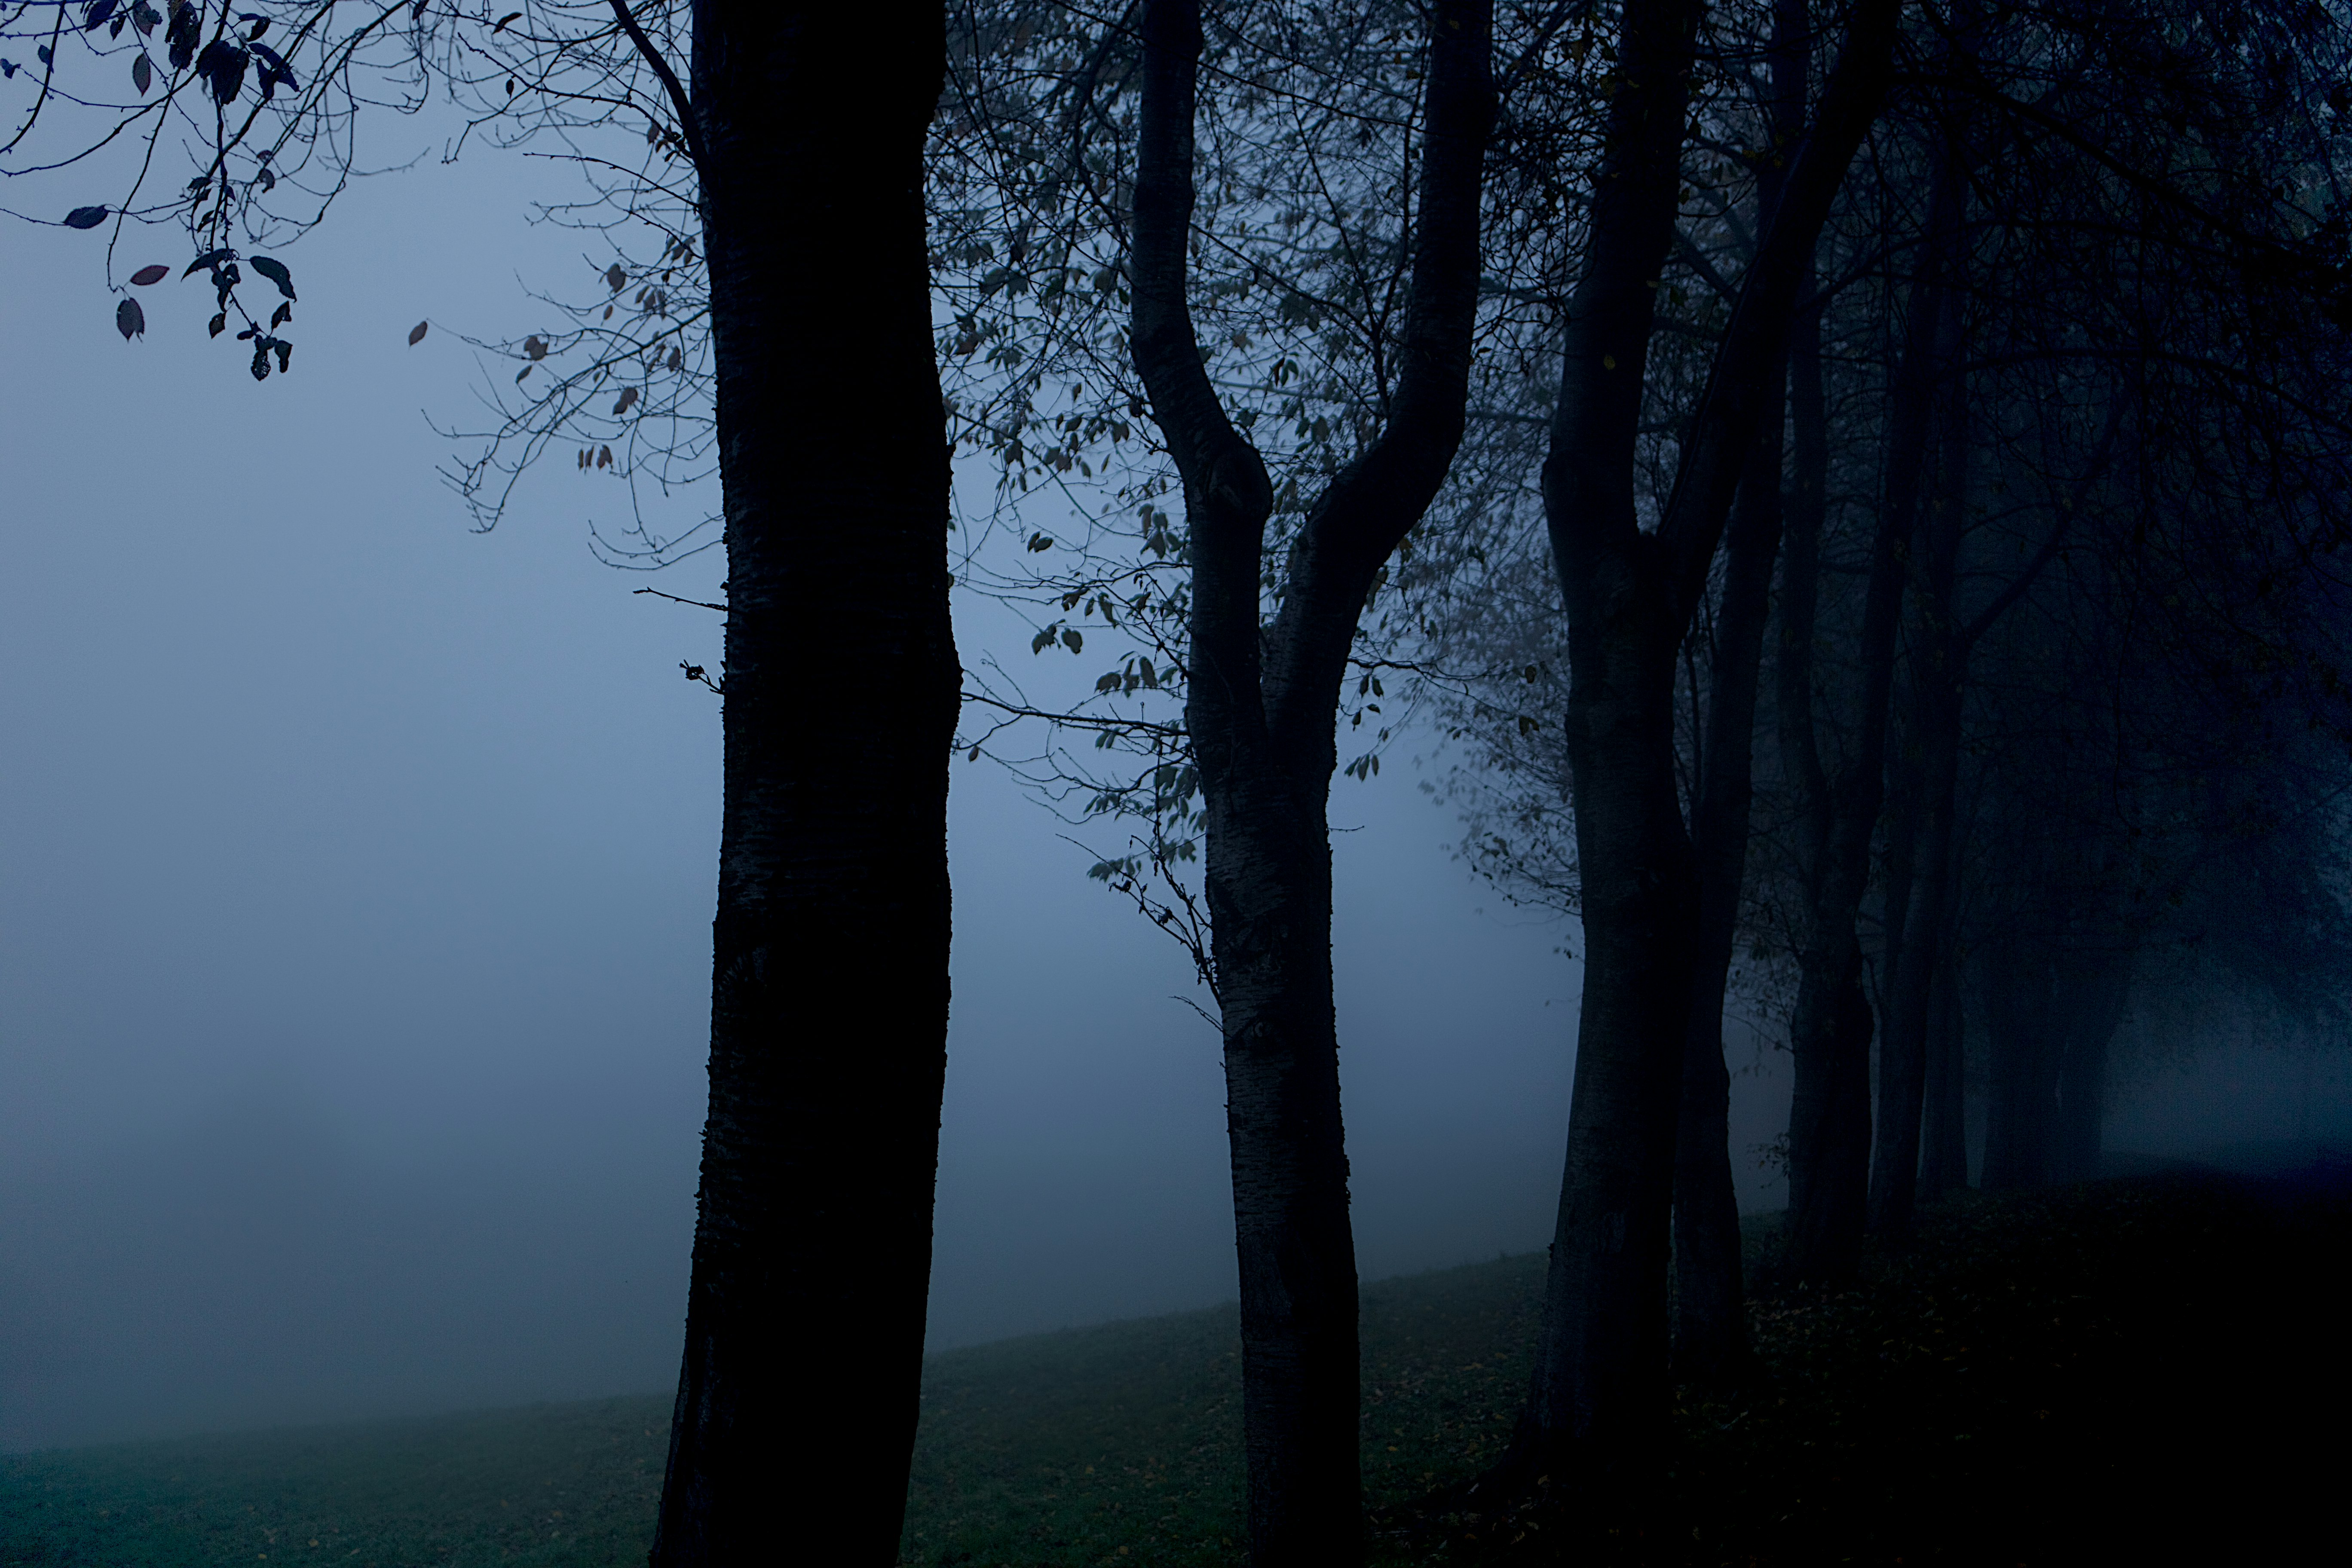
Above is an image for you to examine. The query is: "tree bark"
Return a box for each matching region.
[649,4,958,1563]
[1506,0,1897,1482]
[1131,3,1494,1558]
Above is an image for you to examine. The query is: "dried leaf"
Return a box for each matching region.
[407,320,429,346]
[129,263,169,286]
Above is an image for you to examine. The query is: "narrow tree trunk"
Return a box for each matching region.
[1669,437,1774,1380]
[1979,935,2060,1190]
[1868,696,1959,1228]
[650,5,958,1562]
[1508,0,1897,1482]
[2054,956,2129,1182]
[1131,4,1494,1556]
[1918,934,1970,1196]
[1669,0,1811,1383]
[1782,144,1964,1287]
[1868,322,1972,1237]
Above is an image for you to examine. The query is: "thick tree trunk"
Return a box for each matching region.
[1508,0,1897,1481]
[649,5,958,1563]
[1131,3,1494,1557]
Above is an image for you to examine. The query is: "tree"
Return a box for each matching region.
[8,4,960,1560]
[1502,0,1896,1479]
[926,2,1501,1553]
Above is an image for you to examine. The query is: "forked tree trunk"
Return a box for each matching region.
[1131,3,1494,1558]
[1505,0,1897,1485]
[649,3,959,1564]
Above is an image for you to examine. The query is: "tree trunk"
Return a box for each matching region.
[649,5,958,1563]
[1670,430,1773,1381]
[1669,0,1812,1384]
[1918,931,1970,1196]
[2053,956,2130,1182]
[1867,309,1972,1237]
[1979,934,2061,1190]
[1507,0,1897,1482]
[1781,143,1964,1287]
[1131,3,1494,1556]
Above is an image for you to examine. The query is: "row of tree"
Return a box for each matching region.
[18,0,2352,1562]
[938,0,2352,1551]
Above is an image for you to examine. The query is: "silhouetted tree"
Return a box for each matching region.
[7,6,959,1560]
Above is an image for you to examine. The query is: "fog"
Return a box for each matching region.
[3,135,2341,1458]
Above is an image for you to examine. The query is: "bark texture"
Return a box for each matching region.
[1131,2,1494,1558]
[647,6,959,1564]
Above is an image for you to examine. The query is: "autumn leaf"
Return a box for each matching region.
[129,264,169,286]
[407,320,429,346]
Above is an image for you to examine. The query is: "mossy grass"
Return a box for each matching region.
[6,1174,2340,1566]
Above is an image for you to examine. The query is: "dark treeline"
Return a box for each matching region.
[17,0,2352,1562]
[940,0,2352,1548]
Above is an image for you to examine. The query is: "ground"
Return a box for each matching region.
[3,1169,2342,1566]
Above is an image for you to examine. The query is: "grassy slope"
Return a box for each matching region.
[5,1176,2342,1567]
[0,1255,1546,1568]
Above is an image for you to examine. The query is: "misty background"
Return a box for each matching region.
[3,135,2340,1456]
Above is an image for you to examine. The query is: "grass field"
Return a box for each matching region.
[4,1174,2342,1566]
[0,1250,1546,1568]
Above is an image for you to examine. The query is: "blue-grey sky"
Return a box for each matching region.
[6,116,2338,1457]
